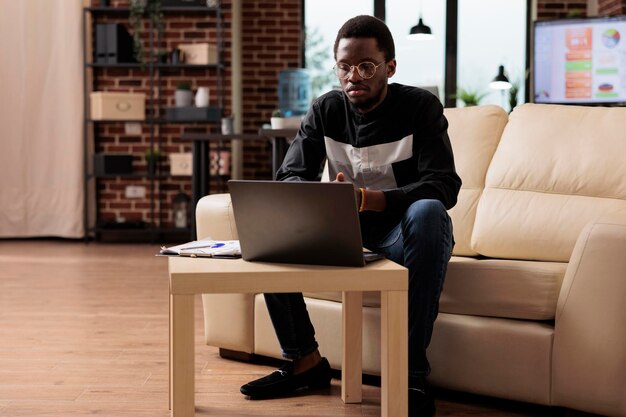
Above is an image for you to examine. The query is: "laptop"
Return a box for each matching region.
[228,180,383,267]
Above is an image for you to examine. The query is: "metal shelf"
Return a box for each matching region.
[85,6,219,14]
[83,3,225,242]
[86,118,222,124]
[86,63,223,70]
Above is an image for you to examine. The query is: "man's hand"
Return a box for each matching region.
[334,172,362,208]
[333,171,386,212]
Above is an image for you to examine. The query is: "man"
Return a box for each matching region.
[240,15,461,416]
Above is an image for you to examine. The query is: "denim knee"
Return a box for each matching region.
[402,199,448,230]
[406,199,446,217]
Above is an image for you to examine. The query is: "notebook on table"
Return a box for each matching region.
[228,180,384,267]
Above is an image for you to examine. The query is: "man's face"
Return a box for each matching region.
[335,37,396,113]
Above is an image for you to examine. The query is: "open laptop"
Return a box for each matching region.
[228,180,383,267]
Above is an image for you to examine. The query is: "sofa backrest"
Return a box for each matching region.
[472,103,626,262]
[444,105,508,256]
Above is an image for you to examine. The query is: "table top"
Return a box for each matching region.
[168,257,407,295]
[180,133,263,141]
[258,128,298,138]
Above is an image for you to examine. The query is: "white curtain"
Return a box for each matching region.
[0,0,84,238]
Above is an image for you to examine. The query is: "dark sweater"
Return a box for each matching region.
[276,83,462,235]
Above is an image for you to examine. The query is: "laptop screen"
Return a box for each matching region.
[228,180,366,267]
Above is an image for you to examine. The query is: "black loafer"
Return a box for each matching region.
[240,357,331,398]
[409,378,436,417]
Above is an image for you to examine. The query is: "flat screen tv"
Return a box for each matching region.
[533,15,626,105]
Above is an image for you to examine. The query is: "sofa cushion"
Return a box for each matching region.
[306,255,566,320]
[472,103,626,262]
[440,256,566,320]
[443,105,508,256]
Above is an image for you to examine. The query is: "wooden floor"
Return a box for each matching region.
[0,240,601,417]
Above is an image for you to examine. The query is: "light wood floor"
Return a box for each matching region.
[0,240,601,417]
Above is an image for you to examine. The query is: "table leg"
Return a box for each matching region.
[191,141,210,239]
[271,137,288,179]
[381,290,408,417]
[341,291,362,403]
[170,293,195,417]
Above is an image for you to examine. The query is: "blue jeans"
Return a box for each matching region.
[263,199,454,382]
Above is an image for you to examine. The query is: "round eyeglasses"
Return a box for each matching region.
[333,61,386,80]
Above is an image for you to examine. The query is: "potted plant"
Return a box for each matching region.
[175,82,193,107]
[156,48,169,64]
[453,87,487,107]
[129,0,164,64]
[270,109,284,129]
[145,146,161,176]
[508,80,521,113]
[270,109,302,129]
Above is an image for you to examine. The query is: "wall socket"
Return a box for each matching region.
[124,122,142,135]
[125,185,146,199]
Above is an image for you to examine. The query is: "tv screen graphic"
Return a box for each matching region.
[533,15,626,105]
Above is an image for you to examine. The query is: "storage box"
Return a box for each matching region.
[90,92,146,120]
[169,152,192,176]
[93,154,133,175]
[178,43,218,65]
[165,106,221,122]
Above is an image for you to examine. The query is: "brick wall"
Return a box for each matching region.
[598,0,626,14]
[536,0,626,18]
[240,0,303,178]
[92,0,301,229]
[536,0,588,19]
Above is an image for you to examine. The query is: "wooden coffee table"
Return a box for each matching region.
[168,257,408,417]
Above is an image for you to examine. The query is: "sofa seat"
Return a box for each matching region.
[441,257,566,320]
[304,257,566,321]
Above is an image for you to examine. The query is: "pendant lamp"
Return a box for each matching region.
[408,17,434,40]
[408,1,433,41]
[489,65,512,90]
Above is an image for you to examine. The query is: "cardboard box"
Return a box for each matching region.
[169,153,192,176]
[178,43,218,65]
[90,92,146,120]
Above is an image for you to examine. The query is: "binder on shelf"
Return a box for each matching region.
[95,23,135,64]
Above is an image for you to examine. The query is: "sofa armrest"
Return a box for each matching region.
[195,193,238,240]
[552,207,626,416]
[196,194,254,353]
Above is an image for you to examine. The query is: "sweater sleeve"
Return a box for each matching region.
[275,101,327,182]
[382,96,462,210]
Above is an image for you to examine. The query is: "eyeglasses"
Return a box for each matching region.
[333,61,386,80]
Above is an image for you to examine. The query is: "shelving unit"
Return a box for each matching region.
[82,2,225,243]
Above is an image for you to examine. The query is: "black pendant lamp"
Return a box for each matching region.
[408,17,434,40]
[490,65,512,90]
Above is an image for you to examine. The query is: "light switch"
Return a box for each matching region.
[125,185,146,199]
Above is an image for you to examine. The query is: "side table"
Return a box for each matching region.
[168,257,408,417]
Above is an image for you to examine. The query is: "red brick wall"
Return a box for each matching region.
[598,0,626,14]
[93,0,301,229]
[240,0,303,178]
[536,0,626,19]
[536,0,588,19]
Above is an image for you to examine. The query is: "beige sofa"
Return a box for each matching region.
[195,103,626,417]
